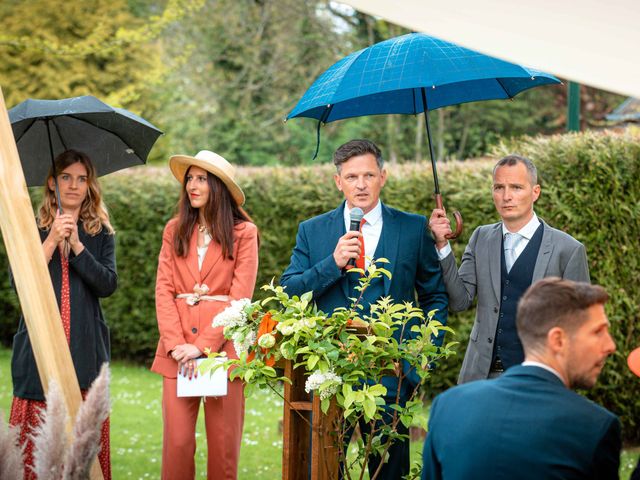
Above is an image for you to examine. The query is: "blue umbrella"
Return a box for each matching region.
[287,33,561,238]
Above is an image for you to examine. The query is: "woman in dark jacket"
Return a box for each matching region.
[10,149,117,480]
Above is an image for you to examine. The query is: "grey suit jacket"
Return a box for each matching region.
[440,219,589,383]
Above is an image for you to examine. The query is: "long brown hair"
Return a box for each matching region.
[38,149,114,235]
[173,166,255,259]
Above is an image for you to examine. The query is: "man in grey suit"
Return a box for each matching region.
[429,155,590,383]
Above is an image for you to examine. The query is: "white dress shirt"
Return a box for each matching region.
[521,360,565,384]
[344,201,383,269]
[436,213,541,262]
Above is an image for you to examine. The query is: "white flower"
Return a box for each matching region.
[304,370,343,400]
[232,330,256,357]
[213,298,252,328]
[276,323,295,336]
[258,333,276,349]
[302,318,317,329]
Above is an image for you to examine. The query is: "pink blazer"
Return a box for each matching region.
[151,218,259,378]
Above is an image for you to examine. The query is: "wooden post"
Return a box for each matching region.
[282,360,312,480]
[282,359,340,480]
[0,87,103,479]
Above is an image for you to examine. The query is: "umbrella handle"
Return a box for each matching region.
[435,194,463,240]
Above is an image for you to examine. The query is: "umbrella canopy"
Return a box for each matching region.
[287,32,560,239]
[288,32,560,122]
[9,95,163,186]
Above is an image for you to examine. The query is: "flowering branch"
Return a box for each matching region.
[206,259,457,480]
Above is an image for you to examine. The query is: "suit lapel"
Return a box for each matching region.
[328,204,351,300]
[186,226,200,284]
[380,204,399,296]
[532,220,554,282]
[489,224,503,304]
[200,239,224,281]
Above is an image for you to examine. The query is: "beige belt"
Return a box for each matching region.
[176,283,229,306]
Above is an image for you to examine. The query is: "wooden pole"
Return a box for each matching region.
[0,87,102,479]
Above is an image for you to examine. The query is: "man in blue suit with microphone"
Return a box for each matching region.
[281,139,448,479]
[422,277,621,480]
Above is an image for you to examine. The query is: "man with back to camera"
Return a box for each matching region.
[422,277,621,480]
[429,154,590,383]
[281,139,448,479]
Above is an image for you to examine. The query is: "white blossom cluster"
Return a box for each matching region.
[304,370,343,400]
[231,330,256,357]
[258,333,276,349]
[275,317,317,336]
[212,298,252,328]
[212,298,254,356]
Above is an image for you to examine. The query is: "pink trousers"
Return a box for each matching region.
[161,377,245,480]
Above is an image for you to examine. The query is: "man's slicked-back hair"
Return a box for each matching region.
[333,139,383,172]
[493,154,538,185]
[516,278,608,353]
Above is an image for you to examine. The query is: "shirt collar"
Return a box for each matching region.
[344,201,383,226]
[502,212,540,240]
[521,360,565,384]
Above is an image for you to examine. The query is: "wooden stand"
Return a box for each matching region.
[282,360,340,480]
[0,88,102,479]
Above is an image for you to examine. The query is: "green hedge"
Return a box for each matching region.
[1,130,638,442]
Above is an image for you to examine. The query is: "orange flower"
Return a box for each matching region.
[247,312,279,366]
[257,312,277,338]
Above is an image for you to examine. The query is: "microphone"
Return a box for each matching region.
[346,207,364,268]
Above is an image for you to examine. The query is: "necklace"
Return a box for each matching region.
[197,223,207,233]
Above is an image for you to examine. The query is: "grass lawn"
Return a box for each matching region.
[0,347,637,479]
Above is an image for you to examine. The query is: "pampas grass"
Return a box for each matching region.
[63,364,110,480]
[32,381,68,480]
[0,413,22,480]
[0,363,110,480]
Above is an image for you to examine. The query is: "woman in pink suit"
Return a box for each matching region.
[151,150,259,479]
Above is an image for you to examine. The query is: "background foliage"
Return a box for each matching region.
[0,0,625,166]
[1,130,639,442]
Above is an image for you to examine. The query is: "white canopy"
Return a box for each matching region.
[340,0,640,98]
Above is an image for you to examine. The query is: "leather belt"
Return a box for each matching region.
[490,356,505,373]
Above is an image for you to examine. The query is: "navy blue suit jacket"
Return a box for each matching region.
[280,202,448,399]
[422,365,621,480]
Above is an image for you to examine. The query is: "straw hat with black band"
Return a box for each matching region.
[169,150,245,206]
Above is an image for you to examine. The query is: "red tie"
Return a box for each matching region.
[356,218,366,270]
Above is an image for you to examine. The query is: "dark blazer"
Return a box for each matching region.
[422,365,621,480]
[11,223,117,400]
[280,202,448,398]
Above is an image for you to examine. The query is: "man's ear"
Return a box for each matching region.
[532,184,541,203]
[334,173,343,192]
[546,326,566,355]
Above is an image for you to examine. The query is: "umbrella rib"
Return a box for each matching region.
[51,118,68,151]
[495,78,513,99]
[13,118,38,144]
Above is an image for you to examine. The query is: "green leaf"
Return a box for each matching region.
[307,354,319,370]
[368,384,387,397]
[363,398,377,421]
[321,397,330,414]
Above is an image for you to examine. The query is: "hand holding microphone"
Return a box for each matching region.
[333,207,364,269]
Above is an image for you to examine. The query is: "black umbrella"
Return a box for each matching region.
[9,95,163,188]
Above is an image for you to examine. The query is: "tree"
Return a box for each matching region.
[154,0,375,165]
